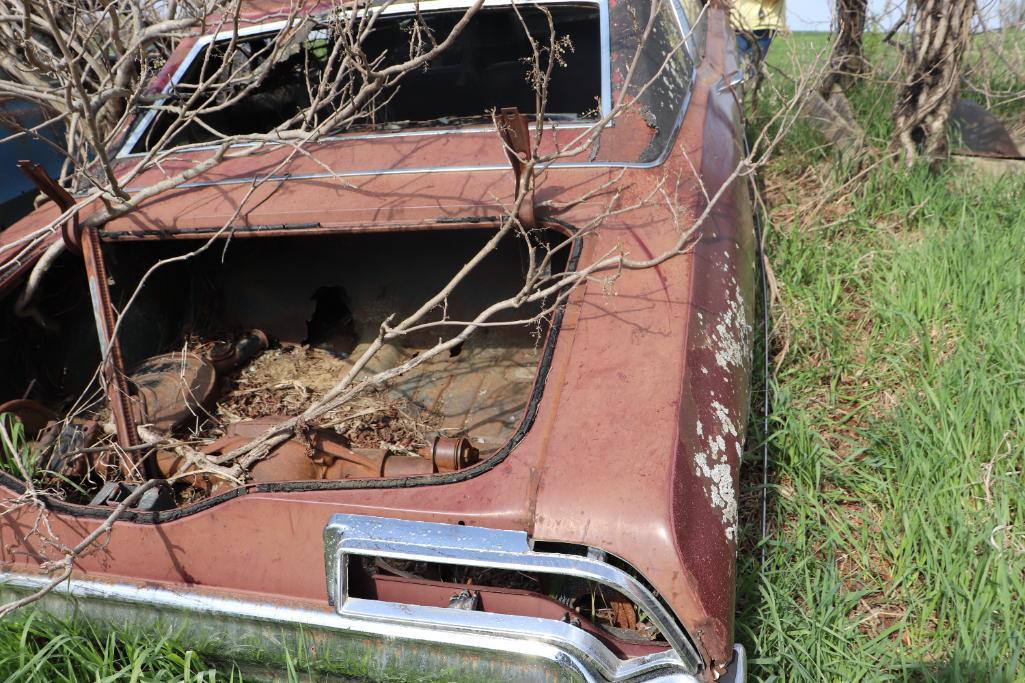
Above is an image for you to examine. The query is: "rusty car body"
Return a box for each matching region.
[0,0,754,680]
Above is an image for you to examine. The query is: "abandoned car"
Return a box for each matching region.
[0,0,754,680]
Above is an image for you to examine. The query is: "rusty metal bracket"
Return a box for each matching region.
[496,108,537,230]
[81,223,143,473]
[16,160,82,253]
[16,160,142,475]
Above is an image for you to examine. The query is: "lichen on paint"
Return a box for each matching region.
[710,400,737,437]
[693,450,738,543]
[693,398,744,542]
[709,279,752,372]
[691,280,751,544]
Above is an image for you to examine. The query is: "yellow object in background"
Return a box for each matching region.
[729,0,786,32]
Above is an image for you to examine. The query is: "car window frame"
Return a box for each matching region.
[115,0,697,172]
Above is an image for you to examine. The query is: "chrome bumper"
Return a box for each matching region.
[0,513,747,682]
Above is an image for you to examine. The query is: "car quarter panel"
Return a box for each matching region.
[530,7,753,669]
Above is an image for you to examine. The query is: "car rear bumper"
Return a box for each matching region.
[0,513,747,682]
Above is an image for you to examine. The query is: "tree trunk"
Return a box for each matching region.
[891,0,977,166]
[820,0,869,96]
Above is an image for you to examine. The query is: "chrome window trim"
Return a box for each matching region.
[324,514,704,675]
[116,0,613,160]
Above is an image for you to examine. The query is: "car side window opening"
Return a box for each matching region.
[130,3,602,154]
[126,0,694,164]
[608,0,695,162]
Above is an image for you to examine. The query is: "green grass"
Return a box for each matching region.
[737,32,1025,682]
[0,612,239,681]
[0,414,33,480]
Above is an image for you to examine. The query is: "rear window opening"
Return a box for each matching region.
[128,3,602,153]
[0,228,571,509]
